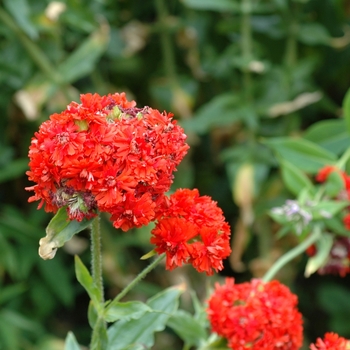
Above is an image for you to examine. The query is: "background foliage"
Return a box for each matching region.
[1,0,350,349]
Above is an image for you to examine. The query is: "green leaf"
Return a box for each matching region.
[167,310,207,347]
[325,217,350,236]
[298,23,330,45]
[304,119,350,155]
[104,301,152,323]
[64,332,81,350]
[107,285,184,350]
[264,137,336,173]
[38,257,74,306]
[0,158,28,183]
[324,171,345,197]
[305,233,333,277]
[3,0,38,39]
[74,256,102,311]
[311,201,349,220]
[280,159,314,196]
[58,23,109,83]
[38,208,92,260]
[180,0,239,12]
[343,87,350,135]
[181,93,240,134]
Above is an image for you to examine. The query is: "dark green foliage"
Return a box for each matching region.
[1,0,350,348]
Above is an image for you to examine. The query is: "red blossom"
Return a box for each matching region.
[207,278,303,350]
[310,332,349,350]
[26,92,189,228]
[151,189,231,275]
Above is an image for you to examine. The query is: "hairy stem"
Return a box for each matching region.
[114,254,165,303]
[91,215,104,303]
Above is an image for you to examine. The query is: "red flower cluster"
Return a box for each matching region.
[315,166,350,230]
[150,189,231,275]
[310,332,349,350]
[207,278,303,349]
[26,93,189,230]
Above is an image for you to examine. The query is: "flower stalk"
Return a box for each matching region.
[262,225,322,282]
[113,253,165,303]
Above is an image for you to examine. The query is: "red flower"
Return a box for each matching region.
[26,93,189,229]
[207,278,303,350]
[316,166,338,183]
[151,189,231,275]
[310,332,349,350]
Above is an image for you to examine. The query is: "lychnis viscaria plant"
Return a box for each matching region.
[26,92,350,349]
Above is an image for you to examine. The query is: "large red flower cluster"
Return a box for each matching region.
[26,93,189,231]
[310,332,349,350]
[150,189,231,275]
[207,278,303,349]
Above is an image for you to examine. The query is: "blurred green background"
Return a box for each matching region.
[1,0,350,349]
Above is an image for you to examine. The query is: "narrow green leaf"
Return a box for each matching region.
[104,301,152,323]
[58,23,109,83]
[304,119,350,155]
[324,217,350,237]
[311,201,349,220]
[39,208,91,260]
[264,137,336,173]
[343,87,350,135]
[3,0,38,39]
[74,255,102,309]
[107,285,184,350]
[181,93,240,134]
[280,159,314,196]
[324,171,345,197]
[0,158,28,183]
[305,234,333,277]
[64,332,81,350]
[167,310,207,347]
[180,0,239,12]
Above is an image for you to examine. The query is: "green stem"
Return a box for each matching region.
[262,226,321,282]
[114,254,165,303]
[154,0,177,86]
[91,215,104,303]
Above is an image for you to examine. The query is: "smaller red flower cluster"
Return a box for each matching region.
[150,189,231,275]
[312,166,350,276]
[315,166,350,230]
[207,278,303,350]
[310,332,349,350]
[26,93,189,231]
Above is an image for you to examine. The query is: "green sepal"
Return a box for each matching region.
[39,207,92,260]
